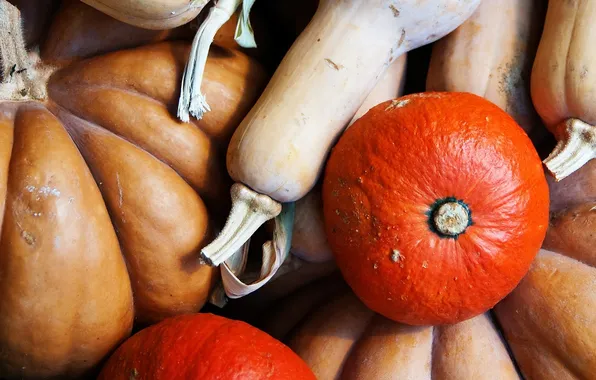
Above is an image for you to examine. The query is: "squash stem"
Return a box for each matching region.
[0,0,46,101]
[544,118,595,182]
[201,183,282,267]
[177,0,242,122]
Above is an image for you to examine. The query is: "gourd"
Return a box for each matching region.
[260,279,520,380]
[426,0,546,146]
[0,1,266,378]
[81,0,209,30]
[98,313,316,380]
[493,161,596,379]
[530,0,596,180]
[201,0,482,273]
[322,92,549,325]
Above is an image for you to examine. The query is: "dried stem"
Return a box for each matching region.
[200,183,282,267]
[0,0,46,101]
[177,0,241,122]
[544,118,595,182]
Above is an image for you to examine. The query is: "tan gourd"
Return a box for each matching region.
[427,0,545,143]
[81,0,208,30]
[261,281,520,380]
[530,0,596,180]
[201,0,482,270]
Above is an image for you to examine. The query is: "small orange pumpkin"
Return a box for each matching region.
[322,92,549,325]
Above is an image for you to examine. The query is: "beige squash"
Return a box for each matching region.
[427,0,545,144]
[201,0,482,271]
[530,0,596,180]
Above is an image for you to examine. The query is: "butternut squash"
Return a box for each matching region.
[531,0,596,180]
[201,0,482,271]
[427,0,545,145]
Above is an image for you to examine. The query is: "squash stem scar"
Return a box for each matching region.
[427,197,473,238]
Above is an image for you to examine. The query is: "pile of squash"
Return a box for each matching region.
[0,0,593,379]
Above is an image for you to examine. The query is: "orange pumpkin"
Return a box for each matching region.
[0,1,266,378]
[493,160,596,378]
[322,92,549,325]
[259,277,521,380]
[98,313,316,380]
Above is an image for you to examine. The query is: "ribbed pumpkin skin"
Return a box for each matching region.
[322,92,549,325]
[0,102,135,380]
[98,314,317,380]
[494,160,596,379]
[0,3,267,375]
[259,280,520,380]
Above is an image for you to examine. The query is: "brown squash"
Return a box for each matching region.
[260,278,521,380]
[0,1,266,378]
[494,159,596,379]
[530,0,596,180]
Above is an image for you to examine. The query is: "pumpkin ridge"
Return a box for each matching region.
[51,106,217,323]
[48,95,223,203]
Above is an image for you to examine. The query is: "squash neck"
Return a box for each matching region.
[0,0,49,102]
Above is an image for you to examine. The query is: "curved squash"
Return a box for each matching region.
[201,0,482,275]
[530,0,596,180]
[0,1,266,377]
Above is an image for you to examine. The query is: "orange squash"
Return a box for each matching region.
[260,278,521,380]
[0,1,266,378]
[98,313,316,380]
[531,0,596,180]
[493,160,596,379]
[322,92,549,325]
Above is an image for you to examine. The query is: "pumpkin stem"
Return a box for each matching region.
[543,118,595,182]
[177,0,242,122]
[0,0,46,101]
[431,200,471,237]
[201,183,282,266]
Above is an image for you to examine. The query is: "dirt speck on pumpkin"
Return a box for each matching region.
[21,231,35,246]
[373,262,378,269]
[385,99,410,111]
[391,249,403,263]
[422,261,428,269]
[130,368,139,380]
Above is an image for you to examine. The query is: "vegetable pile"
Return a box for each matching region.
[0,0,593,379]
